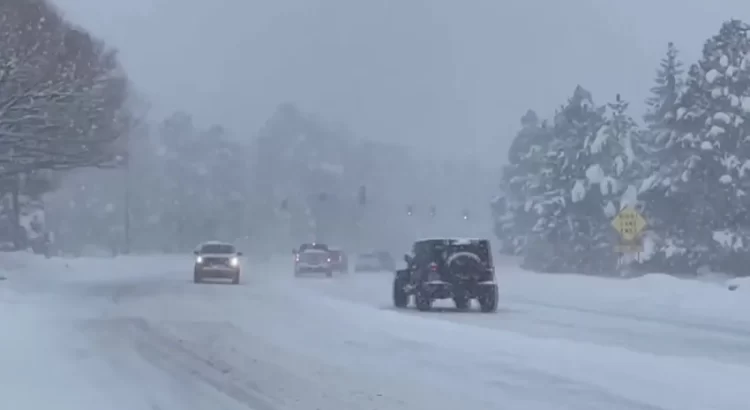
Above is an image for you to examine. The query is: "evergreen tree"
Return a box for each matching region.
[522,86,607,273]
[644,42,685,130]
[665,19,750,273]
[496,109,553,255]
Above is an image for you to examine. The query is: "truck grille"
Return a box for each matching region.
[204,257,228,266]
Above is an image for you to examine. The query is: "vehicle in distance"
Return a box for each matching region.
[193,241,243,284]
[393,238,498,312]
[293,242,333,277]
[354,251,395,272]
[327,247,349,273]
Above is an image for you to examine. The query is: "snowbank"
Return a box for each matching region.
[0,251,191,285]
[726,276,750,292]
[505,265,750,328]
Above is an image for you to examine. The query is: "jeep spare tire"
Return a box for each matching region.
[446,251,483,272]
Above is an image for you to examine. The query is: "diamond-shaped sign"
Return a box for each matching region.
[611,206,647,241]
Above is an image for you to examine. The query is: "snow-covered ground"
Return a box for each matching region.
[2,252,750,409]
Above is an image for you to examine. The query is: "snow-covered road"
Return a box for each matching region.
[2,254,750,410]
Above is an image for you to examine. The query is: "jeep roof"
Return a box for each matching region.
[412,238,492,264]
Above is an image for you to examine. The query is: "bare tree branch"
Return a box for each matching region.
[0,0,133,177]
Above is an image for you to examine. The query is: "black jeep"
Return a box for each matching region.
[392,238,498,312]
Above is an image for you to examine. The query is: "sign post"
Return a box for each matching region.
[611,206,647,259]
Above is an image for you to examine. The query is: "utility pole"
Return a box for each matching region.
[123,153,131,255]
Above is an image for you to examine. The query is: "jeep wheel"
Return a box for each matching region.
[478,285,498,313]
[325,269,333,278]
[415,290,432,312]
[232,273,240,285]
[393,279,408,308]
[193,272,202,284]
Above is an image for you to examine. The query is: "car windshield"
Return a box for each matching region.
[299,243,328,252]
[200,243,235,254]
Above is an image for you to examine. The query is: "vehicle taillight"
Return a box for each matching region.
[429,262,438,272]
[295,255,299,262]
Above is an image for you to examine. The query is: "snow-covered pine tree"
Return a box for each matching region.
[642,42,685,173]
[666,19,750,274]
[644,42,685,131]
[495,109,553,255]
[636,43,689,273]
[522,86,606,274]
[583,94,649,272]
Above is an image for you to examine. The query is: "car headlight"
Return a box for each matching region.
[230,257,239,267]
[196,256,203,264]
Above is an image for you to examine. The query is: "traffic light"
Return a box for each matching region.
[358,185,366,205]
[406,204,413,216]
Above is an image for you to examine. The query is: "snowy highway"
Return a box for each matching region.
[2,254,750,410]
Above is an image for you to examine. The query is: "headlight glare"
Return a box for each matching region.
[230,257,239,267]
[196,256,203,264]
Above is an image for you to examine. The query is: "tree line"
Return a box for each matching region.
[494,19,750,277]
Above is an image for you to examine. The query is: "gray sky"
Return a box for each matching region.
[52,0,750,165]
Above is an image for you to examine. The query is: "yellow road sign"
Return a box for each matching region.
[611,206,647,241]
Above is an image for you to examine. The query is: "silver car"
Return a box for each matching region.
[193,241,243,284]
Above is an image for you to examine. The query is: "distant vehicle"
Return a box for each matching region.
[327,247,349,273]
[354,251,395,272]
[193,241,243,284]
[293,242,333,277]
[393,238,498,312]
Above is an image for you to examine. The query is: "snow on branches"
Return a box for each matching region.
[0,0,131,177]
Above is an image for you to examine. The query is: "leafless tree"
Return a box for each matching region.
[0,0,132,177]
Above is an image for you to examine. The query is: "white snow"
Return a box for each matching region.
[2,253,750,410]
[705,68,721,83]
[603,200,616,217]
[619,184,638,208]
[638,174,659,193]
[676,107,687,120]
[713,112,732,125]
[713,229,743,251]
[585,163,604,183]
[589,126,608,154]
[719,174,733,184]
[708,125,725,137]
[720,55,729,68]
[700,141,714,150]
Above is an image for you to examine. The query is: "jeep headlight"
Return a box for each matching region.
[229,257,239,267]
[196,256,203,264]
